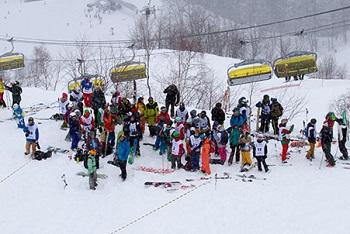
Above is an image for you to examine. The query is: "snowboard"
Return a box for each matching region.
[76,171,108,179]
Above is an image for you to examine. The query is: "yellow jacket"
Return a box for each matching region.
[0,81,4,93]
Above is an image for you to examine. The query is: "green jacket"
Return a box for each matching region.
[144,102,159,126]
[87,155,97,174]
[229,127,241,146]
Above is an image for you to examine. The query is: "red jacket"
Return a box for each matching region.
[103,113,115,132]
[156,112,170,124]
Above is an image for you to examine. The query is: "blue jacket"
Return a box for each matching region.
[118,139,130,161]
[230,115,244,128]
[81,79,93,93]
[69,118,80,134]
[13,107,24,119]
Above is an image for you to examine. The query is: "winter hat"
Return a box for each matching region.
[257,134,264,139]
[281,118,288,124]
[310,118,317,124]
[13,103,19,109]
[62,92,68,99]
[175,116,182,123]
[172,131,180,138]
[161,106,167,112]
[215,103,222,108]
[190,110,197,118]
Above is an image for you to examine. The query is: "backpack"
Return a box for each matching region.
[33,150,53,160]
[271,103,283,118]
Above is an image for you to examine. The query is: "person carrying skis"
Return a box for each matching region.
[144,97,159,137]
[256,95,271,133]
[175,102,189,123]
[320,122,336,167]
[136,96,146,135]
[270,98,283,135]
[171,131,184,169]
[12,103,25,128]
[87,149,98,190]
[0,78,6,108]
[117,132,130,181]
[5,81,22,107]
[199,111,211,133]
[68,112,81,151]
[211,102,225,125]
[228,107,244,165]
[80,109,95,139]
[305,118,317,161]
[23,117,39,157]
[253,134,269,172]
[163,84,180,118]
[59,92,70,128]
[239,132,253,172]
[69,87,83,114]
[337,118,348,160]
[279,118,294,163]
[201,132,212,175]
[189,129,203,171]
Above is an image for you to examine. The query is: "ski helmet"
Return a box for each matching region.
[257,134,264,139]
[239,97,248,105]
[175,116,182,123]
[148,97,154,102]
[281,118,288,124]
[310,118,317,124]
[190,110,197,118]
[70,112,76,118]
[28,117,34,122]
[161,106,167,112]
[172,131,180,138]
[13,103,19,109]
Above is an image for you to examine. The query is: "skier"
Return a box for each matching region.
[81,76,93,107]
[256,95,271,133]
[279,118,294,163]
[59,92,70,128]
[337,118,348,160]
[87,149,98,190]
[103,108,116,155]
[5,81,22,107]
[175,102,189,123]
[117,132,131,181]
[23,117,39,157]
[253,134,269,172]
[110,91,122,124]
[199,111,211,133]
[12,103,25,128]
[305,118,317,161]
[136,96,146,135]
[92,86,106,125]
[237,97,251,133]
[211,102,225,125]
[215,125,228,165]
[270,98,284,135]
[189,129,203,171]
[154,106,171,150]
[228,108,244,165]
[163,120,175,161]
[320,122,336,167]
[190,109,200,129]
[171,131,184,169]
[239,132,253,172]
[201,132,212,175]
[163,84,180,118]
[68,112,81,151]
[69,87,83,114]
[324,112,337,138]
[80,109,95,139]
[124,115,142,158]
[0,78,6,107]
[144,97,159,137]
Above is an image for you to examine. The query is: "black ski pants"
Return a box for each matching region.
[339,140,348,159]
[119,160,127,180]
[165,100,175,118]
[229,144,240,164]
[255,156,269,172]
[260,116,270,133]
[271,117,279,135]
[322,142,335,165]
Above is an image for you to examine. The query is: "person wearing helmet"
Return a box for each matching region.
[252,134,269,172]
[228,108,244,165]
[171,130,184,169]
[23,117,39,157]
[81,76,93,107]
[116,132,131,181]
[189,128,203,171]
[175,102,189,123]
[87,149,98,190]
[68,111,81,151]
[0,78,6,108]
[256,95,271,133]
[163,84,180,118]
[305,118,317,161]
[5,81,22,107]
[80,109,95,139]
[337,118,348,160]
[157,106,171,125]
[144,97,159,137]
[211,102,225,126]
[324,112,337,139]
[12,103,25,128]
[320,122,336,167]
[270,98,284,135]
[237,97,251,134]
[279,119,294,163]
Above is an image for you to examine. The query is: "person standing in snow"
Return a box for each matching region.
[190,129,203,171]
[68,112,81,151]
[0,78,6,108]
[103,107,116,151]
[80,109,95,139]
[81,76,93,107]
[59,92,70,128]
[175,102,189,123]
[239,132,253,172]
[136,97,146,135]
[23,117,39,157]
[5,81,22,107]
[228,108,244,165]
[305,118,317,161]
[92,86,106,125]
[69,87,83,114]
[320,122,336,167]
[279,118,294,163]
[270,98,283,135]
[256,95,271,133]
[144,97,159,137]
[171,131,184,169]
[201,132,212,175]
[253,134,269,172]
[190,109,200,129]
[337,118,348,160]
[237,97,251,133]
[124,115,142,158]
[198,111,211,133]
[87,149,98,190]
[163,84,180,118]
[211,102,225,126]
[12,103,25,128]
[116,132,131,181]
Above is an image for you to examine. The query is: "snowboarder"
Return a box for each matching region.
[270,98,283,135]
[68,112,81,151]
[117,132,130,181]
[87,149,98,190]
[171,131,184,169]
[239,132,253,172]
[175,102,189,123]
[189,129,202,171]
[23,117,39,157]
[163,84,180,118]
[337,118,348,160]
[144,97,159,137]
[81,76,93,107]
[253,134,269,172]
[5,81,22,107]
[320,122,336,167]
[256,95,271,133]
[279,118,294,163]
[0,78,6,108]
[201,132,212,175]
[305,118,317,161]
[211,102,225,125]
[12,103,25,128]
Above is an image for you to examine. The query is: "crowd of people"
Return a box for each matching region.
[1,78,349,190]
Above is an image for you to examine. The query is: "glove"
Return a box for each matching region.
[25,131,29,137]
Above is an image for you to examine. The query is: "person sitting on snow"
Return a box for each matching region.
[23,117,39,157]
[12,103,25,128]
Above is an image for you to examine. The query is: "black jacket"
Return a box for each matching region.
[211,106,225,124]
[163,85,180,104]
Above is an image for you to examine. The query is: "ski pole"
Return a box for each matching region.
[61,174,68,189]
